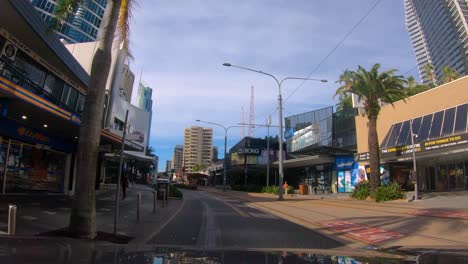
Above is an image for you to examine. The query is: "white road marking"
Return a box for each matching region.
[43,211,56,215]
[99,208,112,211]
[20,216,38,221]
[249,212,279,219]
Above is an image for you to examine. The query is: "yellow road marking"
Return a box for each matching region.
[210,195,250,218]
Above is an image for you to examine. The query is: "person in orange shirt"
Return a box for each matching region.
[283,181,289,195]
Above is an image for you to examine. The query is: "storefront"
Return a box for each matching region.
[0,118,73,193]
[354,76,468,192]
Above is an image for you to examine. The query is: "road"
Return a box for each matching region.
[148,189,343,250]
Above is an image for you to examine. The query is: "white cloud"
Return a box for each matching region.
[128,0,417,167]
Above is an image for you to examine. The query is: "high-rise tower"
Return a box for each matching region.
[404,0,468,85]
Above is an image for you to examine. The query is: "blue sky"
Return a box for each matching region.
[128,0,418,172]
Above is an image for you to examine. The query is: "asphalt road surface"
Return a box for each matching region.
[148,190,343,250]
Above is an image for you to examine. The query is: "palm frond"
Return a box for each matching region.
[52,0,82,29]
[116,0,137,60]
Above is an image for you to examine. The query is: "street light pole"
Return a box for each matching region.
[410,119,418,200]
[266,116,271,187]
[196,120,243,191]
[223,63,327,200]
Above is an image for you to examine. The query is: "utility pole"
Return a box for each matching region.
[114,110,129,236]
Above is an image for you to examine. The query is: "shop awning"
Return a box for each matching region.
[124,151,156,163]
[272,155,334,169]
[104,151,155,163]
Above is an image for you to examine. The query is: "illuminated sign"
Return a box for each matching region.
[381,132,468,158]
[238,148,260,155]
[17,126,50,144]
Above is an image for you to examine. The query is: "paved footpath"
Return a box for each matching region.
[0,184,183,244]
[201,187,468,252]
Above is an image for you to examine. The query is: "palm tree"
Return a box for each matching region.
[442,66,460,84]
[335,93,353,112]
[54,0,135,239]
[424,63,436,86]
[406,76,430,96]
[145,146,156,157]
[335,64,407,193]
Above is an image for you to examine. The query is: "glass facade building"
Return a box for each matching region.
[284,106,333,153]
[283,107,358,193]
[405,0,468,85]
[30,0,107,43]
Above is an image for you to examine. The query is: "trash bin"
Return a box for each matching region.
[299,184,309,195]
[156,178,169,200]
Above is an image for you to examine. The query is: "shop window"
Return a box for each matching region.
[66,87,79,110]
[13,52,47,90]
[441,107,456,136]
[454,104,467,134]
[76,94,85,113]
[114,118,125,131]
[44,74,64,100]
[61,84,70,103]
[429,111,444,139]
[396,120,410,146]
[417,114,433,143]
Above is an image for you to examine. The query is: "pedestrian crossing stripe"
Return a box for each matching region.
[248,212,279,219]
[319,220,405,244]
[407,209,468,219]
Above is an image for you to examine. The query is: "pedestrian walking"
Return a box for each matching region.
[283,181,289,195]
[121,174,129,200]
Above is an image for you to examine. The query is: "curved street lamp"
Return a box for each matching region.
[223,63,327,200]
[196,119,243,191]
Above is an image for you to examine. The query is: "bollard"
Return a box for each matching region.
[153,189,157,213]
[136,192,141,222]
[8,204,17,235]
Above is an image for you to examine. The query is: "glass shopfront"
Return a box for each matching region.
[0,138,67,193]
[418,155,468,192]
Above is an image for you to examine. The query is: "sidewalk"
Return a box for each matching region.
[0,184,184,245]
[202,187,468,252]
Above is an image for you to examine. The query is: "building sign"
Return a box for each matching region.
[0,117,72,152]
[423,133,468,151]
[237,148,260,155]
[381,143,422,157]
[354,152,369,161]
[381,132,468,159]
[335,156,354,170]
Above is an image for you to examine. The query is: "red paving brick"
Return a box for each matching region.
[319,220,405,244]
[407,209,468,219]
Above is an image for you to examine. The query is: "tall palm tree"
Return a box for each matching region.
[406,76,430,96]
[442,66,460,84]
[145,146,156,157]
[335,64,407,193]
[424,63,436,86]
[54,0,135,239]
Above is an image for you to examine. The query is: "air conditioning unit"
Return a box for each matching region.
[1,41,18,61]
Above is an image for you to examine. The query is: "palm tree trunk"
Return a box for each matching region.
[69,0,122,239]
[368,115,381,193]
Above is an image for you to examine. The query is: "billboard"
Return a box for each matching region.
[108,95,150,149]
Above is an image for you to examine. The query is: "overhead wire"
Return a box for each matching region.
[255,0,384,123]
